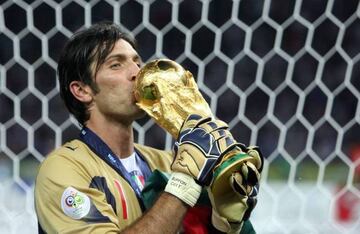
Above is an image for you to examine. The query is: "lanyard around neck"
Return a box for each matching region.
[79,127,152,210]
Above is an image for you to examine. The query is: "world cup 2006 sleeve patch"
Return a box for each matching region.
[61,186,91,219]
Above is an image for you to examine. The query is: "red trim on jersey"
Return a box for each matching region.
[114,179,128,220]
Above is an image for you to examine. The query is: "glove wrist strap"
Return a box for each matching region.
[164,172,202,207]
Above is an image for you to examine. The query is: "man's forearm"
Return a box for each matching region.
[121,192,188,234]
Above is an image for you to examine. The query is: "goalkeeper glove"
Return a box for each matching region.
[209,146,263,233]
[165,114,239,207]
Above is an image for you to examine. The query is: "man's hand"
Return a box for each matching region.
[165,114,239,207]
[208,146,263,233]
[171,114,239,185]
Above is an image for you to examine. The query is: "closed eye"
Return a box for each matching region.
[110,63,122,69]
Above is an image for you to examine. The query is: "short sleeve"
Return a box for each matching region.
[35,154,121,234]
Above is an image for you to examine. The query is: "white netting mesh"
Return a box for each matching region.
[1,0,360,233]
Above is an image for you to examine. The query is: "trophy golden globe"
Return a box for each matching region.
[134,59,262,222]
[134,59,213,139]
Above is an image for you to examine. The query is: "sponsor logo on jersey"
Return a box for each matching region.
[107,153,117,164]
[65,145,78,151]
[61,186,90,219]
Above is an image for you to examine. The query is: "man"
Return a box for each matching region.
[35,22,260,233]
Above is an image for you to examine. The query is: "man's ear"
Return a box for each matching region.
[69,81,93,103]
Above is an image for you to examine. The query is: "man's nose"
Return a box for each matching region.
[130,63,140,81]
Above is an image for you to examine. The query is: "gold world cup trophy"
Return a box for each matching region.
[134,59,262,222]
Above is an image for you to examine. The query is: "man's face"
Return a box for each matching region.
[89,39,145,124]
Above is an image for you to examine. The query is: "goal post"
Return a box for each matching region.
[0,0,359,233]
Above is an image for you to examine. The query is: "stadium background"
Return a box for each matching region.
[0,0,360,233]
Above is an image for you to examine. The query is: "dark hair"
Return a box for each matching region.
[57,21,137,126]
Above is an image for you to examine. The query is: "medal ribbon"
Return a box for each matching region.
[79,127,152,211]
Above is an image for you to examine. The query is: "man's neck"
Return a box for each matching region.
[86,117,134,159]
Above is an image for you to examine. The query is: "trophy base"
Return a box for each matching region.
[211,153,259,197]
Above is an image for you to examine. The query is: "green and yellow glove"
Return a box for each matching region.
[208,146,263,233]
[165,114,239,207]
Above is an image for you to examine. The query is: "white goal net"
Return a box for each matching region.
[1,0,360,233]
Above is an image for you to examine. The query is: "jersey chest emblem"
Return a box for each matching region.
[61,186,91,219]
